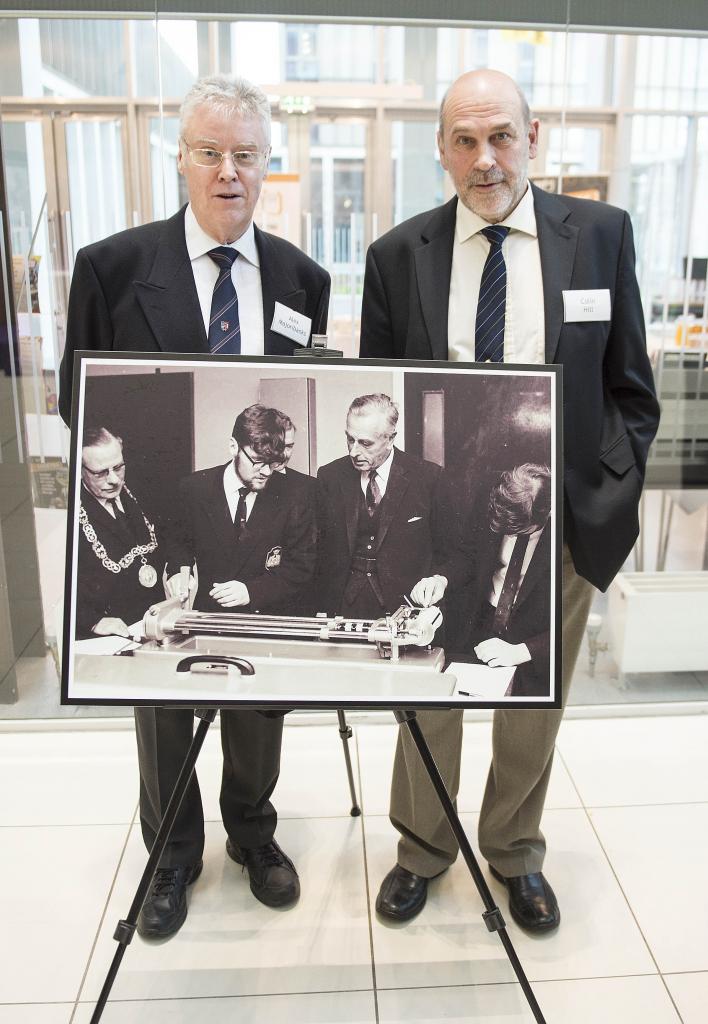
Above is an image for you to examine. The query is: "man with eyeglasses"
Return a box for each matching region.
[133,404,316,941]
[76,426,162,640]
[58,73,330,423]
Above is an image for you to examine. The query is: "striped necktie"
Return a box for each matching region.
[207,247,240,355]
[475,225,510,363]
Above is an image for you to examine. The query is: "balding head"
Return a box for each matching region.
[437,69,539,222]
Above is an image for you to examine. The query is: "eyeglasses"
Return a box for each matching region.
[181,139,269,171]
[239,447,285,472]
[82,461,126,480]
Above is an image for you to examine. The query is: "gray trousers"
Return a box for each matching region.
[134,707,284,868]
[390,545,595,877]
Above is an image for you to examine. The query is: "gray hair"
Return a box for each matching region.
[347,394,399,436]
[179,74,271,143]
[437,79,531,133]
[82,426,121,450]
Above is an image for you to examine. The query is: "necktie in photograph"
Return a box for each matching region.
[107,498,129,538]
[208,246,241,355]
[475,224,510,363]
[493,532,530,634]
[234,486,249,539]
[366,470,381,516]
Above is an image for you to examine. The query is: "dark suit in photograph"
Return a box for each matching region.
[314,447,468,620]
[75,486,162,640]
[454,522,552,699]
[58,205,330,423]
[167,463,317,616]
[360,183,660,883]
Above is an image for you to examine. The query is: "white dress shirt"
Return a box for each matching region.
[359,447,395,497]
[223,461,257,523]
[488,527,544,608]
[448,184,545,366]
[184,204,265,355]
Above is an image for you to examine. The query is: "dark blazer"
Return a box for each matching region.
[454,521,552,698]
[166,463,317,615]
[75,486,163,639]
[359,185,661,592]
[59,205,331,424]
[314,447,470,616]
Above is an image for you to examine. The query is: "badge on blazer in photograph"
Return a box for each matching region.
[265,545,282,569]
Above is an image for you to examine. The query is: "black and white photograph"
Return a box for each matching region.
[62,352,560,709]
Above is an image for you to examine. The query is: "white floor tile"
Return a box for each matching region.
[0,825,129,1003]
[589,803,708,973]
[74,990,376,1023]
[0,1008,73,1024]
[557,716,708,807]
[364,808,655,989]
[188,719,361,824]
[81,816,372,1001]
[377,975,680,1023]
[356,721,579,818]
[0,731,139,826]
[664,971,708,1024]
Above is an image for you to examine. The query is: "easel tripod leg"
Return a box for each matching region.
[89,708,218,1024]
[393,709,547,1024]
[337,710,361,815]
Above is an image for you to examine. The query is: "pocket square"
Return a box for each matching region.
[407,516,423,523]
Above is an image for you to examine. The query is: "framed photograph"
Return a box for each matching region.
[62,352,562,710]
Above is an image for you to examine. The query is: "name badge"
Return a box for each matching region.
[271,302,312,346]
[562,289,611,322]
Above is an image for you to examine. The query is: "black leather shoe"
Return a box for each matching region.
[137,860,203,939]
[376,864,442,922]
[489,865,560,932]
[226,837,300,907]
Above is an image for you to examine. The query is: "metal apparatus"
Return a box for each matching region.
[143,596,442,662]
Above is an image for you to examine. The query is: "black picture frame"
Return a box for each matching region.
[62,350,563,710]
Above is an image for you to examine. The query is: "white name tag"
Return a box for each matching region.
[271,302,312,345]
[563,289,611,322]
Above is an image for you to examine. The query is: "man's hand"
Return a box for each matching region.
[166,572,195,603]
[474,637,531,668]
[209,580,250,608]
[410,575,448,607]
[92,617,130,638]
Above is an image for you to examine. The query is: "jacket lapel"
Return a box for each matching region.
[256,227,308,353]
[374,450,410,552]
[532,184,579,363]
[339,461,361,555]
[133,206,209,355]
[514,520,551,611]
[200,465,235,557]
[413,199,457,360]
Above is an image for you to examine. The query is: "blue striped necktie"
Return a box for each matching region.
[475,225,510,363]
[207,247,240,354]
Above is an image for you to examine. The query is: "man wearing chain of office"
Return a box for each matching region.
[76,425,161,640]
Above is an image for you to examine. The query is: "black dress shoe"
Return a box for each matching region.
[226,837,300,907]
[376,864,440,922]
[489,865,560,932]
[137,860,203,939]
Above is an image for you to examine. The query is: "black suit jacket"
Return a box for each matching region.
[359,186,660,592]
[314,447,470,617]
[75,486,163,639]
[59,205,331,424]
[166,463,317,615]
[454,522,552,698]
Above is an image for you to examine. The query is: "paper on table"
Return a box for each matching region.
[445,662,516,700]
[73,634,141,655]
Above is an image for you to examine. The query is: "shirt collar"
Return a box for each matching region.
[455,181,537,244]
[184,203,260,268]
[365,446,395,484]
[224,459,249,495]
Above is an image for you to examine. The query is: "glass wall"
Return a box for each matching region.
[0,14,707,716]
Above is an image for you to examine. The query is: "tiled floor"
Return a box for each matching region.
[1,713,707,1023]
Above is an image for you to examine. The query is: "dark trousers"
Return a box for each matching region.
[134,706,284,868]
